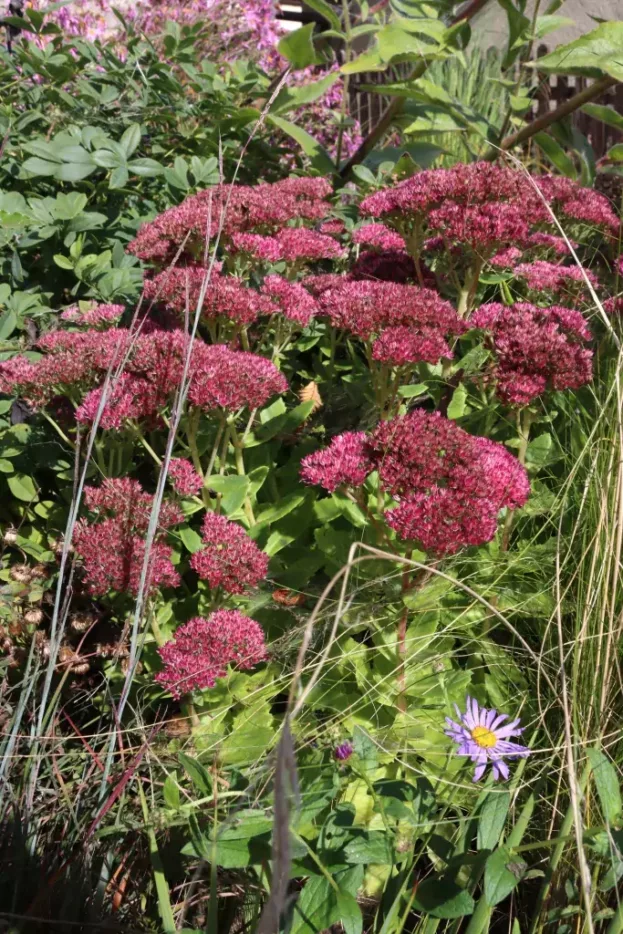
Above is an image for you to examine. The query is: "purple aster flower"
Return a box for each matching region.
[445,697,530,782]
[334,742,354,762]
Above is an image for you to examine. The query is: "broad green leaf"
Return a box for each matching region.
[272,73,340,115]
[178,752,212,796]
[93,149,122,169]
[581,103,623,132]
[267,115,335,174]
[534,132,577,178]
[341,48,386,74]
[209,810,272,868]
[55,161,96,182]
[205,475,249,514]
[253,493,305,528]
[447,383,468,419]
[22,157,58,177]
[534,14,575,38]
[352,725,378,772]
[53,192,88,220]
[109,165,129,189]
[498,0,530,67]
[291,876,341,934]
[413,879,475,918]
[120,123,141,157]
[343,831,394,864]
[606,143,623,162]
[400,383,431,399]
[7,473,38,502]
[526,432,554,467]
[376,23,443,63]
[163,773,181,810]
[337,890,363,934]
[129,158,163,177]
[478,791,511,851]
[529,23,623,80]
[277,23,324,69]
[0,310,17,341]
[305,0,342,31]
[484,846,526,906]
[179,526,203,553]
[587,747,622,824]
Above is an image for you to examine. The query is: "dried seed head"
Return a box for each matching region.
[53,537,74,557]
[9,620,24,638]
[34,631,50,660]
[120,656,142,675]
[3,528,18,546]
[24,608,44,628]
[10,564,32,584]
[70,613,96,634]
[71,660,91,675]
[31,564,48,580]
[164,716,191,738]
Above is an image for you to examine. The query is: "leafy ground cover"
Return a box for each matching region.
[1,2,623,933]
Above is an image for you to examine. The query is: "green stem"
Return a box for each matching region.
[229,421,255,525]
[41,411,74,449]
[502,407,534,551]
[131,424,162,466]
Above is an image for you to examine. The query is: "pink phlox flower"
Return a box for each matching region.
[190,512,269,593]
[155,610,267,698]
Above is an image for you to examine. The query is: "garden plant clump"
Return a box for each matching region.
[1,1,623,932]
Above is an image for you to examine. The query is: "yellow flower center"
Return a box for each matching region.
[471,725,497,749]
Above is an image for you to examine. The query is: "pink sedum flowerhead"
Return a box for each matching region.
[353,223,406,252]
[155,611,267,698]
[471,302,593,405]
[168,458,204,497]
[445,696,530,782]
[372,325,452,366]
[261,275,318,326]
[369,410,529,555]
[73,520,180,597]
[232,227,345,263]
[300,431,373,493]
[190,512,269,593]
[61,303,124,328]
[319,280,463,341]
[189,344,288,412]
[513,261,598,295]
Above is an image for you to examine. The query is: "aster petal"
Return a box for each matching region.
[473,760,488,782]
[495,719,522,738]
[496,740,530,757]
[490,713,509,732]
[484,708,498,728]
